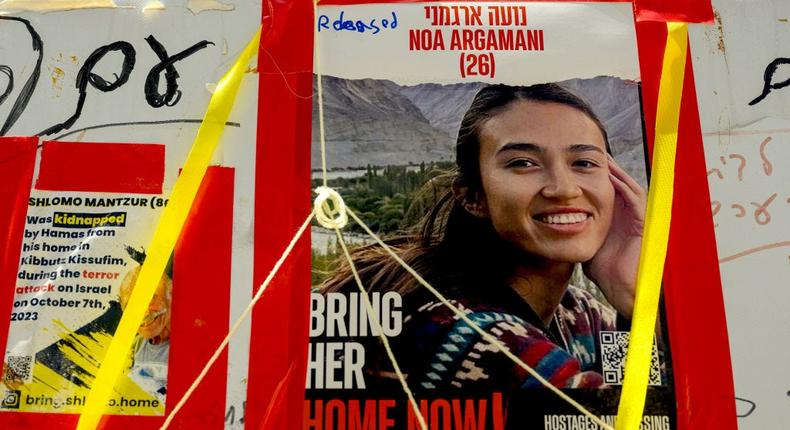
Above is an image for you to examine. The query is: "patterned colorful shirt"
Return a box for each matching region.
[394,285,620,390]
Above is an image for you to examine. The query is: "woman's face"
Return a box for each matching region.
[474,99,614,264]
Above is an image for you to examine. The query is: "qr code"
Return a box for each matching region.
[5,355,33,383]
[599,331,661,385]
[1,389,21,409]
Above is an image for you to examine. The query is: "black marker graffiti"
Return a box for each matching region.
[749,57,790,105]
[735,396,756,418]
[0,16,43,136]
[144,36,214,108]
[1,20,218,137]
[50,118,241,141]
[0,66,13,106]
[36,36,217,136]
[39,41,137,136]
[225,401,245,425]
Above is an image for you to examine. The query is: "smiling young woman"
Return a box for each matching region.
[321,83,646,391]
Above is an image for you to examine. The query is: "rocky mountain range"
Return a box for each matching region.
[312,75,648,187]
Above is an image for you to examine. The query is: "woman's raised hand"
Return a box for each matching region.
[584,156,646,319]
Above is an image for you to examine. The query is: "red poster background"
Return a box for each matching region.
[247,2,735,430]
[0,0,733,429]
[0,141,233,429]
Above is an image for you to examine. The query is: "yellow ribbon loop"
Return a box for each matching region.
[76,27,261,430]
[615,22,688,430]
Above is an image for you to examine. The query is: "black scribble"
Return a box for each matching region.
[50,118,240,141]
[144,35,214,108]
[0,17,43,136]
[39,41,137,136]
[735,397,756,418]
[750,58,790,105]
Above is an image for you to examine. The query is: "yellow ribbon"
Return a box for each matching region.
[615,22,688,430]
[76,27,261,430]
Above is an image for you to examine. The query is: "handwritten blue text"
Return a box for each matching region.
[317,11,398,35]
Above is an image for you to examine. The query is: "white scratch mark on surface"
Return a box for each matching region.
[142,0,165,13]
[0,0,123,13]
[187,0,234,15]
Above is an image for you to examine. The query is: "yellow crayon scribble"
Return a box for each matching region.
[51,66,64,94]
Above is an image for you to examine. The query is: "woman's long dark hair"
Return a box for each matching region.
[321,83,609,303]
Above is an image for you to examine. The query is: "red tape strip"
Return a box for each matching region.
[635,0,714,23]
[36,141,165,194]
[0,136,38,396]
